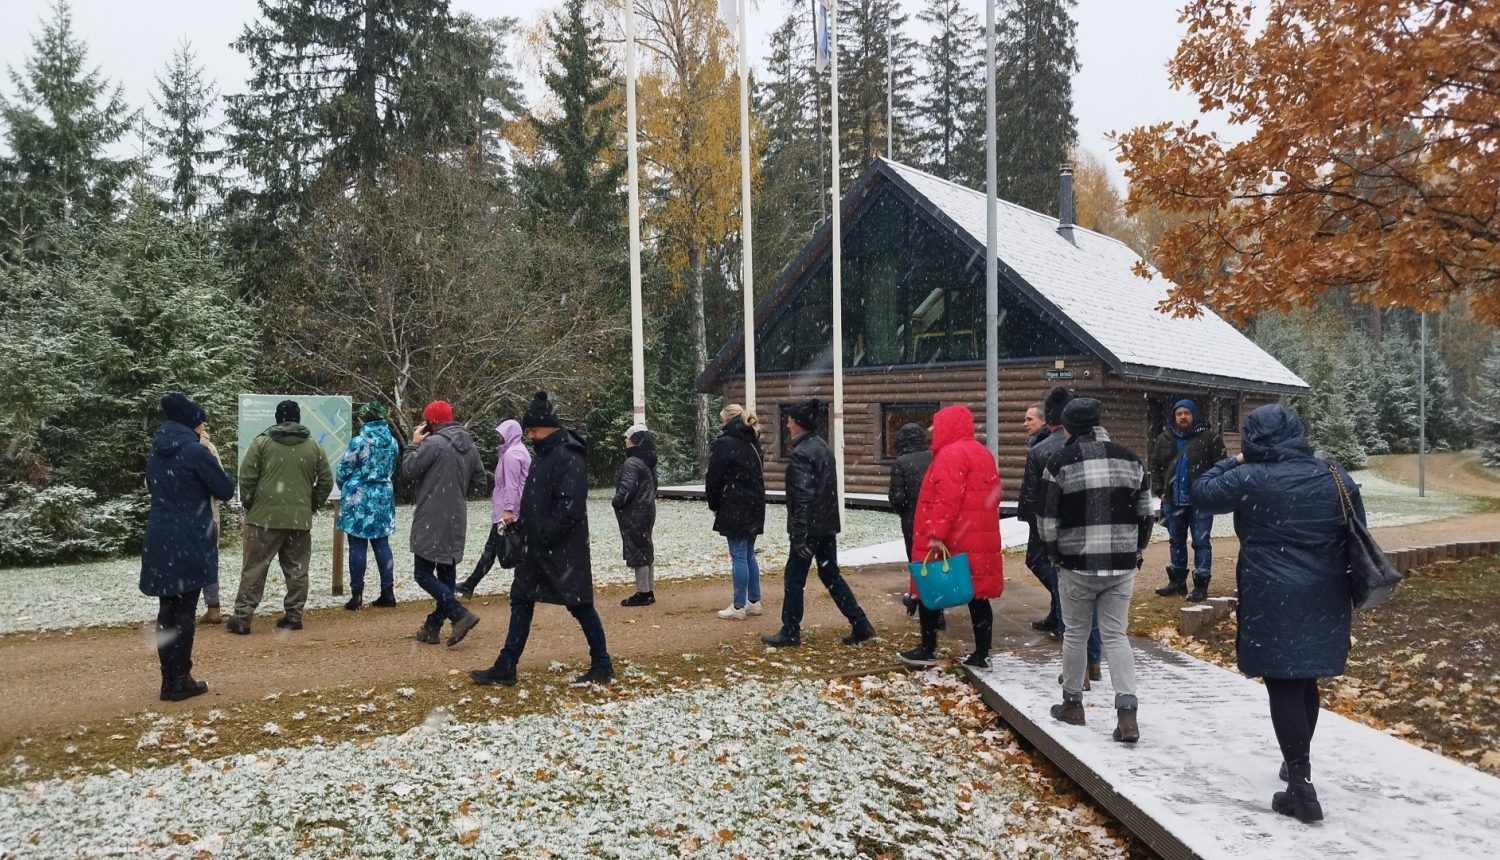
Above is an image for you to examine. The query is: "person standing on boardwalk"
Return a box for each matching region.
[887,422,938,625]
[227,400,333,635]
[142,393,236,700]
[403,400,486,647]
[1149,398,1226,602]
[1191,404,1362,824]
[471,392,614,687]
[614,425,659,607]
[456,420,530,598]
[761,398,876,649]
[896,405,1002,669]
[1036,398,1153,743]
[336,402,399,610]
[706,404,766,621]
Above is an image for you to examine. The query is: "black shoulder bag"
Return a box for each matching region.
[1327,463,1402,610]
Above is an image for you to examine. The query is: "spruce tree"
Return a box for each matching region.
[1421,353,1464,450]
[754,11,824,290]
[1473,334,1500,467]
[1343,329,1386,455]
[147,43,220,219]
[1375,330,1421,453]
[513,0,623,239]
[0,0,135,260]
[915,0,983,183]
[837,0,919,173]
[988,0,1079,213]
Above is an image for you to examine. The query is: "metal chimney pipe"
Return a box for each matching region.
[1057,166,1075,242]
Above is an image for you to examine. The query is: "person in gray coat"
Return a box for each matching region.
[402,400,487,647]
[614,425,659,606]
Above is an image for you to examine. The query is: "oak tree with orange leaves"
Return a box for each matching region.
[1117,0,1500,325]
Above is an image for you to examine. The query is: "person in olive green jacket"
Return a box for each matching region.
[226,400,335,634]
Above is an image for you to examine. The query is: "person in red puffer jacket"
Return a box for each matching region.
[898,404,1003,669]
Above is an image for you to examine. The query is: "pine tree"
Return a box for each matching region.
[836,0,919,174]
[147,43,220,219]
[987,0,1079,213]
[1473,334,1500,467]
[0,0,135,260]
[512,0,623,239]
[915,0,982,183]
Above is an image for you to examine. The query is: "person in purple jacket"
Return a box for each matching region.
[457,419,531,598]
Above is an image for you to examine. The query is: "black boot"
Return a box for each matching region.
[761,629,801,648]
[1031,610,1059,632]
[842,621,876,645]
[370,586,397,608]
[1187,575,1210,603]
[166,676,209,702]
[1155,566,1189,597]
[621,591,655,607]
[1272,761,1324,823]
[470,665,517,687]
[343,588,363,611]
[454,579,476,599]
[572,663,616,685]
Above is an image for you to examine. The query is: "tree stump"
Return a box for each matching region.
[1178,605,1215,638]
[1206,597,1235,624]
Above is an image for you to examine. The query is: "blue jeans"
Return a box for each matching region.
[348,536,393,591]
[727,536,761,607]
[492,599,611,673]
[1162,499,1214,577]
[413,555,462,629]
[779,534,869,634]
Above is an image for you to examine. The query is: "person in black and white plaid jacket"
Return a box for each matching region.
[1036,397,1154,743]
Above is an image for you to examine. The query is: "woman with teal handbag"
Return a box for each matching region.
[898,405,1004,668]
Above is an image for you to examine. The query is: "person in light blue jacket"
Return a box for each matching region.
[336,401,399,610]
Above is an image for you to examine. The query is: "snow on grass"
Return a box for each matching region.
[0,672,1125,859]
[0,493,901,634]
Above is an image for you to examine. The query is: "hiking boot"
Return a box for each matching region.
[469,665,517,687]
[1050,699,1086,726]
[621,591,655,607]
[962,652,991,669]
[370,587,397,608]
[1113,707,1140,743]
[1058,672,1091,692]
[225,618,250,635]
[166,676,209,702]
[572,664,615,686]
[1272,762,1324,823]
[1187,576,1211,603]
[275,616,302,631]
[415,624,442,645]
[761,629,801,649]
[198,605,222,625]
[1088,661,1102,682]
[744,601,763,616]
[1031,612,1059,632]
[717,603,747,620]
[1156,566,1188,597]
[447,610,480,647]
[842,622,877,645]
[897,647,939,668]
[343,589,363,611]
[454,580,476,599]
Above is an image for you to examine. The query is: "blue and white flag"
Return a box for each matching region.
[814,0,830,73]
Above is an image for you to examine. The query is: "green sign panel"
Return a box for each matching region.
[236,394,352,480]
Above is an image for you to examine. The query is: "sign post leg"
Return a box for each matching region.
[332,501,345,596]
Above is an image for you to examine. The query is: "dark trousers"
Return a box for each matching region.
[920,598,993,656]
[465,524,504,587]
[780,534,869,634]
[348,536,393,591]
[156,589,201,683]
[413,555,462,629]
[492,599,611,672]
[1265,677,1321,769]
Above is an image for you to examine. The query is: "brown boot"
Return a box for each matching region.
[1050,699,1086,725]
[1113,708,1139,743]
[1058,672,1091,691]
[198,605,222,625]
[1088,661,1102,682]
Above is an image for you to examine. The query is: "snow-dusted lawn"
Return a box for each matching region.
[0,672,1123,859]
[0,494,901,635]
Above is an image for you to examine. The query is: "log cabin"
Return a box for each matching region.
[696,158,1307,496]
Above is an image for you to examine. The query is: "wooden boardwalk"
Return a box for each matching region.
[965,641,1500,860]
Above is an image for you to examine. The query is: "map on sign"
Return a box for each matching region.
[236,395,352,499]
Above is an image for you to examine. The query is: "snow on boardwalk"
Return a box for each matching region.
[966,642,1500,860]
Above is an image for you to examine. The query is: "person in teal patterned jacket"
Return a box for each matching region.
[337,402,399,610]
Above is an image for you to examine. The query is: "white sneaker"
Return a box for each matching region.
[745,601,763,616]
[717,604,747,620]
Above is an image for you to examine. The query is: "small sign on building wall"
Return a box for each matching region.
[1045,369,1074,380]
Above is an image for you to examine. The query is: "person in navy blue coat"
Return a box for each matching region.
[141,393,237,702]
[1192,404,1365,824]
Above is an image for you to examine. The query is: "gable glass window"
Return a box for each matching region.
[881,403,938,460]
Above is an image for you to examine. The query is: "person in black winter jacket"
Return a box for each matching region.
[761,398,874,648]
[141,393,236,702]
[1191,404,1364,824]
[706,405,766,620]
[614,425,659,607]
[888,422,941,626]
[471,392,613,687]
[1149,398,1227,601]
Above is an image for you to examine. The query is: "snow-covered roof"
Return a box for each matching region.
[879,160,1307,391]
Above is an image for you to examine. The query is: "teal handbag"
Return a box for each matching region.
[909,547,975,611]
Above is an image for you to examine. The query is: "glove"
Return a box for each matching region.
[1135,552,1145,570]
[793,540,814,560]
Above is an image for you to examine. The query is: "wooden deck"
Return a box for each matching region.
[965,641,1500,860]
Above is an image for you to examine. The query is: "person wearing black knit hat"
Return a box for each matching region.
[761,398,875,649]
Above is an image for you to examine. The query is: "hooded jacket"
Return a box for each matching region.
[705,416,765,539]
[612,435,658,567]
[911,405,1004,599]
[401,422,488,564]
[492,420,531,524]
[240,422,335,531]
[140,421,237,597]
[1148,402,1227,500]
[1192,404,1363,679]
[785,431,841,544]
[335,419,398,540]
[887,423,933,554]
[513,428,594,606]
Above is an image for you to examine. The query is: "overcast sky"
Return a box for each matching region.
[0,0,1241,185]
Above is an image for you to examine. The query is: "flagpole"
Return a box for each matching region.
[737,0,755,413]
[885,11,892,160]
[984,0,998,459]
[626,0,646,428]
[830,0,845,521]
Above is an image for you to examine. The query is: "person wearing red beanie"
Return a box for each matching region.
[423,400,454,426]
